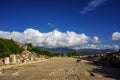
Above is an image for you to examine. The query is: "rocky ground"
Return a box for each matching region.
[0,57,120,80]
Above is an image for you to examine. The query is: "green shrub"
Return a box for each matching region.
[31,47,61,57]
[0,38,23,58]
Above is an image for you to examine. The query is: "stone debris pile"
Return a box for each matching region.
[0,50,44,66]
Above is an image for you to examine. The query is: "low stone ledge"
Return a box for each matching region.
[0,59,48,71]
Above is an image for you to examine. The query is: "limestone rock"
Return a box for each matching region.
[4,57,10,65]
[10,54,16,64]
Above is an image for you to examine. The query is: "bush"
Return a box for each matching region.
[0,38,23,58]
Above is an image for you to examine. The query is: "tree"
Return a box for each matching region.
[26,43,33,50]
[66,50,78,57]
[31,47,61,57]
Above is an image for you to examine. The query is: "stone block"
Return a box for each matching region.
[10,54,16,64]
[4,57,10,65]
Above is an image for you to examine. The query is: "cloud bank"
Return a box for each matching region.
[73,44,119,50]
[0,28,119,50]
[81,0,108,14]
[112,32,120,41]
[0,28,89,48]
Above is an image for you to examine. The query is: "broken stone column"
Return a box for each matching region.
[4,57,10,65]
[10,54,16,64]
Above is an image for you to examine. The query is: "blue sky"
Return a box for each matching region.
[0,0,120,49]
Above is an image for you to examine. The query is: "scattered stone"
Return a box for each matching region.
[49,72,55,76]
[76,59,81,63]
[94,73,103,77]
[22,60,27,63]
[12,71,20,76]
[30,57,34,61]
[89,72,95,76]
[89,71,103,77]
[0,71,3,75]
[84,71,90,76]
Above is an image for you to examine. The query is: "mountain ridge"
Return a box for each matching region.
[35,46,116,55]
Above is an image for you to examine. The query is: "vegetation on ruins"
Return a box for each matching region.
[30,47,61,57]
[0,38,81,58]
[26,43,33,50]
[0,38,23,58]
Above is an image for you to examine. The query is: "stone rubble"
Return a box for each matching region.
[0,50,47,71]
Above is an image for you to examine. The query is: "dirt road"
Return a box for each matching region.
[0,57,119,80]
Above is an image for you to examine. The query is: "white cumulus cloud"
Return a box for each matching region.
[81,0,108,14]
[112,32,120,41]
[72,44,119,50]
[91,36,101,44]
[114,45,119,49]
[0,28,119,50]
[0,28,89,48]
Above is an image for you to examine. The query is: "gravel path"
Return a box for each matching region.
[0,57,118,80]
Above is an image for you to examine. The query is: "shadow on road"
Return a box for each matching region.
[86,61,120,80]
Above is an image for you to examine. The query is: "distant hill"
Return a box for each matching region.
[0,37,115,58]
[35,47,73,53]
[77,49,115,54]
[35,46,116,55]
